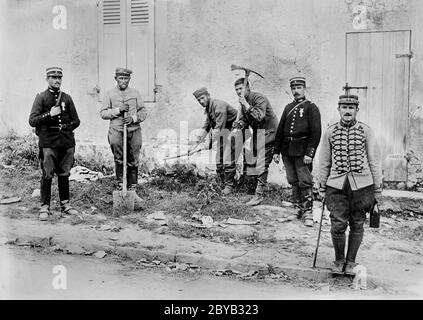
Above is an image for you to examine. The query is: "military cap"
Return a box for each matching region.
[338,94,359,105]
[115,67,133,76]
[192,87,209,98]
[46,67,63,77]
[289,75,306,87]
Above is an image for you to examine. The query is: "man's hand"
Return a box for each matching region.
[123,116,133,125]
[303,155,313,165]
[273,154,280,164]
[239,96,248,108]
[119,104,129,113]
[374,191,383,206]
[50,106,62,117]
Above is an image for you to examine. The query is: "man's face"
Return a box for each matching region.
[235,83,249,97]
[338,104,359,122]
[291,85,305,100]
[115,75,130,90]
[47,76,62,89]
[196,93,210,108]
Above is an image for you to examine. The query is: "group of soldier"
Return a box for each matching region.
[28,66,382,274]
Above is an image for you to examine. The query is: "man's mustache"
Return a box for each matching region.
[344,113,352,116]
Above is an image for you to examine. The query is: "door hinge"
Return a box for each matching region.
[396,51,413,58]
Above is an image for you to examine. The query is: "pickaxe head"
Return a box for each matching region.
[231,64,264,79]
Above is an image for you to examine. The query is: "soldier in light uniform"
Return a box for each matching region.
[318,94,382,273]
[29,67,80,221]
[100,68,147,189]
[273,75,322,227]
[190,87,238,194]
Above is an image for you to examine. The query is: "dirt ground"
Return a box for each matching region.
[1,161,422,298]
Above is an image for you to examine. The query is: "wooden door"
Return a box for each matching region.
[346,30,411,181]
[99,0,155,101]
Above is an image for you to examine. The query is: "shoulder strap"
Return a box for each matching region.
[286,99,308,118]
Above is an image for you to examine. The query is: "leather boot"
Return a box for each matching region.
[301,188,314,227]
[346,230,363,264]
[58,175,70,203]
[291,183,301,205]
[115,162,123,183]
[40,178,52,206]
[331,233,346,263]
[127,167,138,190]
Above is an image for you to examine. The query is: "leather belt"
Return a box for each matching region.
[286,136,307,141]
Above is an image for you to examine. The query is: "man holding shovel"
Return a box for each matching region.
[318,94,382,273]
[100,68,147,189]
[190,87,238,195]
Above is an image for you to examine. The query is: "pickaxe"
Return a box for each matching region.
[231,64,264,123]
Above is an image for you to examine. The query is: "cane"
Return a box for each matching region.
[312,198,326,268]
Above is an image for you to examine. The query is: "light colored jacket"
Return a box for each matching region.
[318,120,382,192]
[100,86,147,132]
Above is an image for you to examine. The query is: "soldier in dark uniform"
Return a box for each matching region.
[273,75,322,227]
[29,67,80,221]
[190,87,238,194]
[100,68,147,189]
[232,78,279,206]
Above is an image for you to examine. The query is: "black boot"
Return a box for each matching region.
[301,188,314,227]
[127,167,138,190]
[40,178,52,206]
[115,162,123,183]
[331,233,346,263]
[291,183,301,205]
[58,175,70,203]
[346,230,363,264]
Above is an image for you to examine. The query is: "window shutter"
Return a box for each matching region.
[103,0,121,25]
[130,0,149,25]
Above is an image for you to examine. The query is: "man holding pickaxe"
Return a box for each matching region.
[231,74,279,206]
[190,87,238,195]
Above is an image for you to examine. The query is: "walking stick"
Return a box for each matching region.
[312,198,326,268]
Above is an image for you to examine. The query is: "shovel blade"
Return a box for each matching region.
[113,190,136,216]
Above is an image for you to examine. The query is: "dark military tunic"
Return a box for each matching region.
[29,88,80,148]
[273,98,321,158]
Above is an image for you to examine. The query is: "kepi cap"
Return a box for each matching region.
[338,94,359,105]
[289,75,306,87]
[46,67,63,77]
[115,67,133,76]
[192,87,208,98]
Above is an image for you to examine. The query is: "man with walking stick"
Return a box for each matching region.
[317,93,383,273]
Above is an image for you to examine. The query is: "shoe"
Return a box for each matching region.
[303,218,314,227]
[61,200,78,215]
[331,260,345,273]
[246,195,263,206]
[39,204,50,221]
[222,186,233,196]
[303,213,314,227]
[344,261,358,274]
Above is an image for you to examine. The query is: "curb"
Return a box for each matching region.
[1,228,360,283]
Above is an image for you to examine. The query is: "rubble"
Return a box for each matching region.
[69,166,104,182]
[0,197,21,204]
[31,189,40,198]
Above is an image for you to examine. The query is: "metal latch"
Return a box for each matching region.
[396,51,413,58]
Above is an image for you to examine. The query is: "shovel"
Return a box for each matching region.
[113,112,136,215]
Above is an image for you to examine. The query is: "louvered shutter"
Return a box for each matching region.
[99,0,126,96]
[98,0,155,102]
[127,0,155,101]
